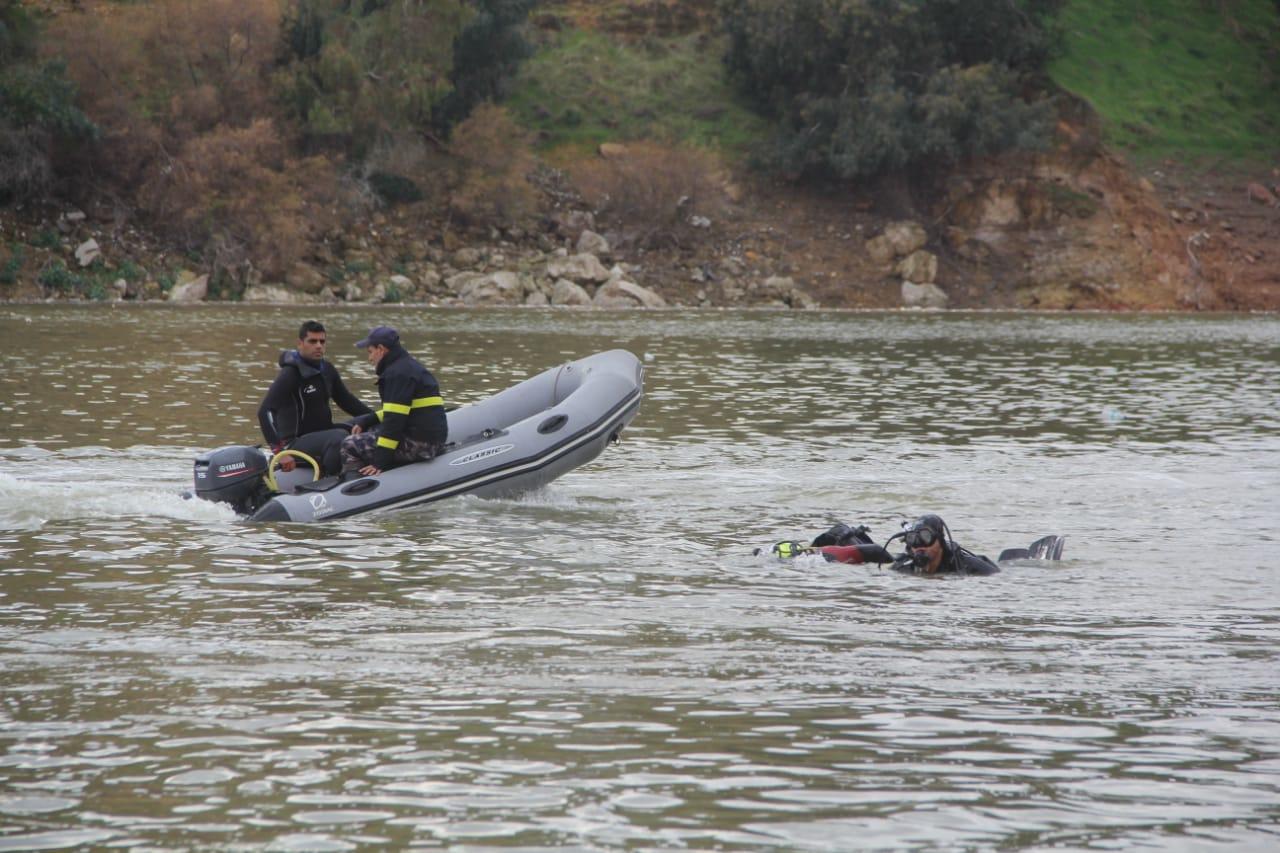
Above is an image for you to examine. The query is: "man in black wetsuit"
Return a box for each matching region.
[767,516,1057,574]
[340,326,448,477]
[899,514,1000,575]
[257,321,374,476]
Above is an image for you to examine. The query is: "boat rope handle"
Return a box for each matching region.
[265,448,320,493]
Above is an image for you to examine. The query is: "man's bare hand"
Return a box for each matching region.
[359,465,381,476]
[351,424,364,435]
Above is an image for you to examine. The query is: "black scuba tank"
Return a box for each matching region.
[193,446,272,515]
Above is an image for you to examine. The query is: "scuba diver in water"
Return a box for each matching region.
[894,514,999,575]
[763,514,1062,575]
[257,321,375,476]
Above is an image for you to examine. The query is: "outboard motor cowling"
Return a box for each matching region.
[194,445,272,515]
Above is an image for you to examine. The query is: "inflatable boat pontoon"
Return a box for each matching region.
[193,349,643,522]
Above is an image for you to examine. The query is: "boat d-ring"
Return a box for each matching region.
[266,448,321,493]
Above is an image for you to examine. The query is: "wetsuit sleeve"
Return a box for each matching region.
[328,367,374,419]
[373,372,415,470]
[818,544,895,564]
[958,550,1001,575]
[257,368,299,450]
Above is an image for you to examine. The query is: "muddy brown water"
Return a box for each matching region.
[1,305,1277,850]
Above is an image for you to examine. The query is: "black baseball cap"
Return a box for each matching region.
[355,326,399,348]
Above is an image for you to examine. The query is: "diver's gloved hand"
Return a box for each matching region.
[891,551,925,572]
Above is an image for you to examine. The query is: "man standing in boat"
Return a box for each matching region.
[258,320,375,476]
[341,326,448,477]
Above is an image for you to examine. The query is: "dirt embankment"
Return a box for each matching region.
[2,136,1277,311]
[625,136,1280,312]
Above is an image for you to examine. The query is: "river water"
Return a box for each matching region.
[0,305,1277,851]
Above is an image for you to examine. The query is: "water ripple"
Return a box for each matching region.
[0,308,1277,849]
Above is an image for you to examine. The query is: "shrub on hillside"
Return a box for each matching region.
[45,0,283,197]
[568,142,725,250]
[446,104,537,228]
[0,1,96,202]
[277,0,469,156]
[50,0,280,136]
[431,0,536,132]
[721,0,1061,182]
[41,1,350,278]
[138,119,337,279]
[363,132,455,210]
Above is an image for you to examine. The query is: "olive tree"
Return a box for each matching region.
[721,0,1061,181]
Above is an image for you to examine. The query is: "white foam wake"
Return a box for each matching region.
[0,451,235,531]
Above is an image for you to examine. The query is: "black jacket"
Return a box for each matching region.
[352,344,447,469]
[257,350,373,450]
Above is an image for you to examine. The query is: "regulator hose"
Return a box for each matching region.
[265,449,320,493]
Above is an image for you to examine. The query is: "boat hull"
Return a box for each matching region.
[247,349,643,522]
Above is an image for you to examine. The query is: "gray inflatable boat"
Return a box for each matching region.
[193,349,644,522]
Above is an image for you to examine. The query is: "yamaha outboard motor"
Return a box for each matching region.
[193,446,272,515]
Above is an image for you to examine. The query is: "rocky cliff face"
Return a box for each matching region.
[940,148,1202,309]
[937,135,1277,311]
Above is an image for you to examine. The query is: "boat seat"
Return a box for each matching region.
[293,475,343,494]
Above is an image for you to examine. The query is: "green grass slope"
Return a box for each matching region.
[507,1,1277,167]
[1048,0,1280,162]
[504,27,765,159]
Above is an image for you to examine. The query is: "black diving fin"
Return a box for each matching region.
[998,535,1065,562]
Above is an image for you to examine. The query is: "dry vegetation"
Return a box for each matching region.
[41,0,346,278]
[568,142,727,250]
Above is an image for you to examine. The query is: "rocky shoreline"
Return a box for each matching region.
[0,201,1024,313]
[0,208,840,310]
[3,149,1277,312]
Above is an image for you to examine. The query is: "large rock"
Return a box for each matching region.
[455,271,524,305]
[75,238,101,267]
[382,274,413,302]
[593,279,667,309]
[167,272,207,303]
[575,229,610,257]
[896,250,938,284]
[546,252,612,284]
[902,280,948,309]
[415,268,443,297]
[550,209,596,240]
[864,235,896,266]
[550,278,593,307]
[882,220,928,257]
[452,247,486,268]
[953,180,1026,228]
[243,284,309,303]
[752,275,818,309]
[445,271,481,294]
[286,263,328,294]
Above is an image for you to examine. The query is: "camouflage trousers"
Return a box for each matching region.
[340,430,442,472]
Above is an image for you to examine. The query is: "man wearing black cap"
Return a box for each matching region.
[899,514,999,575]
[340,325,448,476]
[257,320,375,475]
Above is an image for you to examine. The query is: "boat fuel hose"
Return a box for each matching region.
[265,448,321,493]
